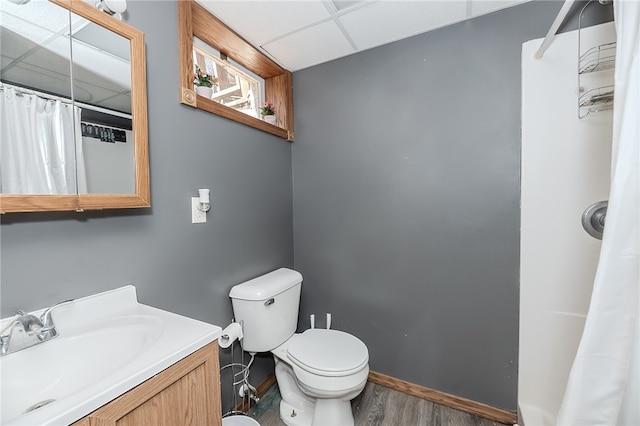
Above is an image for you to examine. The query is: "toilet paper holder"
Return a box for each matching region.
[219,320,258,417]
[219,322,243,348]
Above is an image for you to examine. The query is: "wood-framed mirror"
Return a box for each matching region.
[0,0,149,213]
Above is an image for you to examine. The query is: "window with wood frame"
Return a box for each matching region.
[178,0,294,141]
[193,41,262,119]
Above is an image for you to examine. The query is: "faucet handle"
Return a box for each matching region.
[40,299,74,328]
[17,314,46,334]
[0,312,23,338]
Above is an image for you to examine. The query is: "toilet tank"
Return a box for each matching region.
[229,268,302,353]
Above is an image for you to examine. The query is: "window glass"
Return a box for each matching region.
[193,37,263,118]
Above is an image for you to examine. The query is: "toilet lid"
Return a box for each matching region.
[287,329,368,376]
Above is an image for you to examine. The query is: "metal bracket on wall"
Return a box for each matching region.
[582,200,608,240]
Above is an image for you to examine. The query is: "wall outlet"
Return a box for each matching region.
[191,197,206,223]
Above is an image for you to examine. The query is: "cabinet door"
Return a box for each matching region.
[73,342,221,426]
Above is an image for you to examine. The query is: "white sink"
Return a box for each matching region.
[0,286,221,425]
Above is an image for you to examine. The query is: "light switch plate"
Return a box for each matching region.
[191,197,206,223]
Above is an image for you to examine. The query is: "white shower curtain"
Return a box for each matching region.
[0,87,87,194]
[556,1,640,425]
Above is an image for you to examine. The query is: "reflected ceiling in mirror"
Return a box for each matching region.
[0,0,149,212]
[71,14,131,113]
[1,0,131,114]
[1,0,73,99]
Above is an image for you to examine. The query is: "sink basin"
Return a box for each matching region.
[1,317,162,422]
[0,286,221,425]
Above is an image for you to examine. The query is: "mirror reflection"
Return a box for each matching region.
[0,0,134,195]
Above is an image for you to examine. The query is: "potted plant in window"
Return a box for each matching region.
[194,65,218,99]
[260,100,276,125]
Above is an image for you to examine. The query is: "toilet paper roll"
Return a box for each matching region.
[218,322,243,348]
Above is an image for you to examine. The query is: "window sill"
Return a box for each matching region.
[181,89,292,141]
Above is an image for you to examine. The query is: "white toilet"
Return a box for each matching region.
[229,268,369,426]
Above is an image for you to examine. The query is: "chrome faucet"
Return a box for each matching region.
[40,299,74,330]
[0,299,74,357]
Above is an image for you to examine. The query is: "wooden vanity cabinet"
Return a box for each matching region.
[72,341,221,426]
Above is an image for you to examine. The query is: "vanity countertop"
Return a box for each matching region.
[0,285,221,425]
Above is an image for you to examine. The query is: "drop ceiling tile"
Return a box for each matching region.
[20,37,73,70]
[197,0,332,47]
[2,62,73,99]
[339,0,468,51]
[73,80,129,110]
[470,0,527,17]
[1,0,70,34]
[73,22,130,61]
[94,92,132,114]
[331,0,366,12]
[73,40,131,91]
[262,19,355,71]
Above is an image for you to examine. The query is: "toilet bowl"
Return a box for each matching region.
[272,330,369,426]
[229,268,370,426]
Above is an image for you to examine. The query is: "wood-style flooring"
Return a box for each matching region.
[242,382,510,426]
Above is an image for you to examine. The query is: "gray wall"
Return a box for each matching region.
[0,0,291,413]
[291,0,612,412]
[1,0,613,416]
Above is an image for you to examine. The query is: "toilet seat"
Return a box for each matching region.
[287,329,368,377]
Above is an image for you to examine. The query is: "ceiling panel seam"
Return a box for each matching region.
[333,17,358,51]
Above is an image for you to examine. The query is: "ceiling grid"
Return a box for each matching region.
[197,0,529,71]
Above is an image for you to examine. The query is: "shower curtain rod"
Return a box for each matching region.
[0,82,132,120]
[534,0,576,59]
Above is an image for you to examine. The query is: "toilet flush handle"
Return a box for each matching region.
[264,298,275,306]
